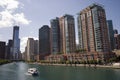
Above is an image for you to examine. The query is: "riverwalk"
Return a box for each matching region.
[30,62,120,69]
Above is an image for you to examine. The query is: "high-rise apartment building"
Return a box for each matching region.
[26,38,39,61]
[12,26,20,60]
[78,3,110,53]
[26,38,35,61]
[113,29,120,49]
[50,17,60,54]
[39,25,51,59]
[59,14,76,54]
[107,20,115,50]
[114,34,120,49]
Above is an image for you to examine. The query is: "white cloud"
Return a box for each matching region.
[6,0,19,10]
[0,0,19,11]
[0,0,31,28]
[0,10,14,28]
[20,36,38,53]
[14,13,31,25]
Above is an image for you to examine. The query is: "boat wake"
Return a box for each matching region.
[25,72,32,75]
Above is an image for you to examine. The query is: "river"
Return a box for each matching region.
[0,62,120,80]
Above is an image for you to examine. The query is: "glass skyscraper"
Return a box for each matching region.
[39,25,51,59]
[107,20,115,50]
[50,17,60,54]
[12,26,20,60]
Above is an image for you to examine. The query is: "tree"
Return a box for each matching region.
[75,49,86,54]
[57,52,63,55]
[75,49,81,53]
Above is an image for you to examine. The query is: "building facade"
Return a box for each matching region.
[39,25,51,60]
[107,20,115,50]
[114,29,120,49]
[22,46,27,61]
[45,3,116,62]
[12,26,20,60]
[34,40,39,55]
[26,38,35,61]
[114,29,118,34]
[50,17,60,54]
[78,4,110,53]
[0,41,6,59]
[59,14,76,54]
[26,38,39,61]
[114,34,120,49]
[6,40,13,59]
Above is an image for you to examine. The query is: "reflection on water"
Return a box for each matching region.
[0,62,40,80]
[0,62,120,80]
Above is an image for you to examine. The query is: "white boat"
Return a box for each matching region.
[28,68,39,75]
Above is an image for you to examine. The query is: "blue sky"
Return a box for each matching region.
[0,0,120,52]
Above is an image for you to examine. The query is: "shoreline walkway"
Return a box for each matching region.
[30,63,120,69]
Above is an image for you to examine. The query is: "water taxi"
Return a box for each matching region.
[28,68,39,75]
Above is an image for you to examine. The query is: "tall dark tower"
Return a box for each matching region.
[12,26,20,60]
[107,20,115,50]
[39,25,51,60]
[6,40,13,59]
[0,41,6,59]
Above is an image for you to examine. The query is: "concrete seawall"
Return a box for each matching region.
[30,63,120,69]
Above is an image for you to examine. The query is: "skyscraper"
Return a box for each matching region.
[114,29,118,34]
[78,3,110,53]
[12,26,20,60]
[26,38,35,61]
[107,20,115,50]
[114,29,119,49]
[114,34,120,49]
[34,40,39,55]
[59,14,76,54]
[50,17,60,54]
[114,29,120,50]
[0,41,6,59]
[39,25,51,59]
[6,40,13,59]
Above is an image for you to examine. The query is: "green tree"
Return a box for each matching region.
[75,49,86,54]
[57,52,63,55]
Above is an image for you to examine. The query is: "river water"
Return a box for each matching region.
[0,62,120,80]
